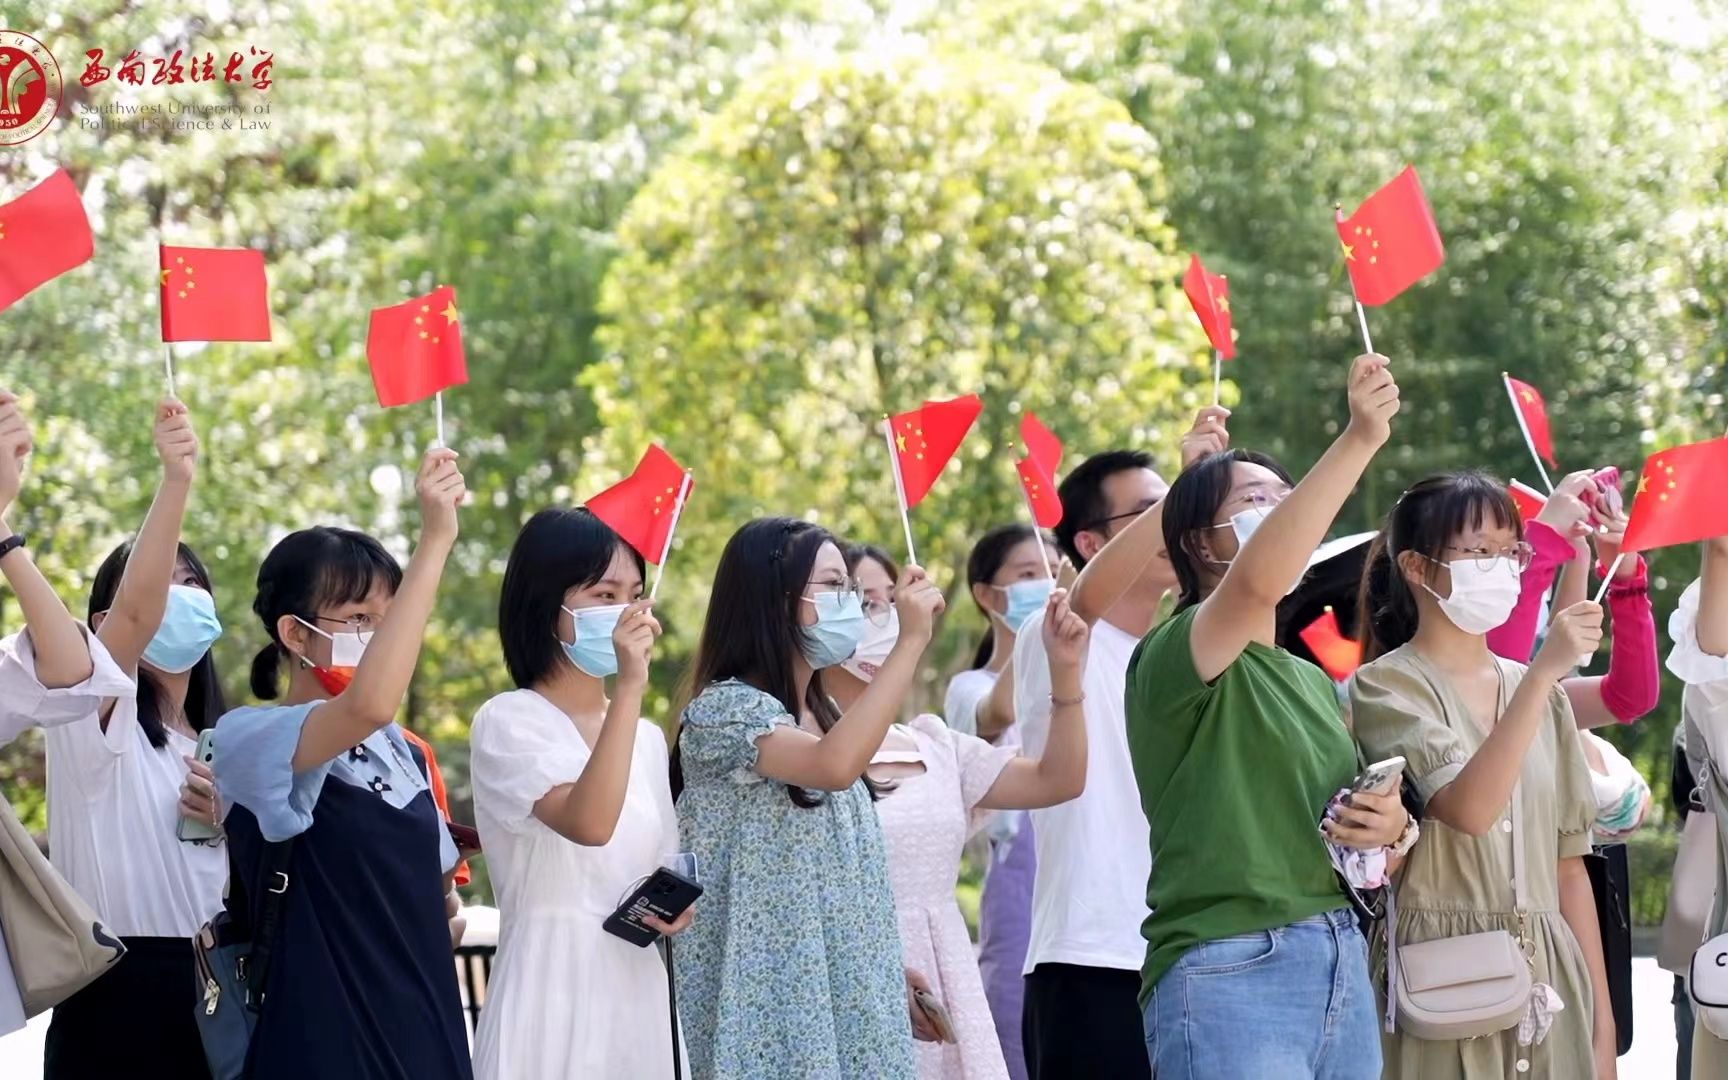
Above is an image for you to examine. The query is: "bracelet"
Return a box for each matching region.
[1389,815,1421,857]
[1050,692,1086,708]
[0,533,24,562]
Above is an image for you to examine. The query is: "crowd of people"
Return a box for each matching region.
[0,353,1722,1079]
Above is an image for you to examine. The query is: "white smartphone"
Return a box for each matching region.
[1351,756,1406,797]
[177,728,222,844]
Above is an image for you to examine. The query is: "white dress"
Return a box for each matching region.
[469,689,684,1080]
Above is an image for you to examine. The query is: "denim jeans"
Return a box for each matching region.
[1143,908,1381,1080]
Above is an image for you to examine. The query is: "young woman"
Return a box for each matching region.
[37,400,228,1078]
[469,507,690,1079]
[0,390,134,1041]
[672,517,944,1078]
[865,583,1089,1080]
[212,448,471,1080]
[826,543,902,706]
[1126,354,1409,1079]
[945,524,1057,1080]
[1352,471,1613,1079]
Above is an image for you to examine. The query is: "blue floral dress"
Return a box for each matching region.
[674,679,914,1079]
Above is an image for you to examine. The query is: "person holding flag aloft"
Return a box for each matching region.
[1128,355,1409,1080]
[210,448,472,1080]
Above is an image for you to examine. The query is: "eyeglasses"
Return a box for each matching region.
[802,578,862,605]
[1441,542,1535,573]
[860,594,895,627]
[309,613,380,633]
[1208,488,1288,528]
[1083,500,1161,534]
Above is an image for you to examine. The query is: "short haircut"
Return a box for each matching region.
[249,527,404,699]
[498,507,645,688]
[1053,449,1155,567]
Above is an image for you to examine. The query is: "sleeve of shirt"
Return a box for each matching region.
[0,629,134,746]
[213,702,332,842]
[1349,658,1469,803]
[470,695,591,832]
[1551,688,1596,859]
[1126,608,1215,730]
[1584,731,1651,840]
[678,681,789,784]
[1012,612,1054,758]
[1667,579,1728,712]
[943,671,992,739]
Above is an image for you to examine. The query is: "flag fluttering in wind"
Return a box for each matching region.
[1299,607,1362,682]
[160,245,271,342]
[1621,438,1728,554]
[0,169,94,315]
[586,444,693,567]
[1335,166,1445,308]
[888,395,983,508]
[1017,412,1065,532]
[366,285,467,408]
[1503,374,1558,472]
[1021,411,1063,480]
[1182,253,1236,360]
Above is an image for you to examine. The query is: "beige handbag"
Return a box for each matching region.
[0,794,125,1015]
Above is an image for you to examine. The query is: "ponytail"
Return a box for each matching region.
[250,644,283,700]
[1357,532,1418,663]
[970,632,994,670]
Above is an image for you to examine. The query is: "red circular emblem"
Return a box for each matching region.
[0,32,61,145]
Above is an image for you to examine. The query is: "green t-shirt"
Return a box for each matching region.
[1126,604,1358,1005]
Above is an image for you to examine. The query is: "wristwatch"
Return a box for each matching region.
[0,533,24,562]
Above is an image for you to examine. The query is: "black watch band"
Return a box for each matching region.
[0,533,25,561]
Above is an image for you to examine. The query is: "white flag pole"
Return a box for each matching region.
[1017,462,1055,580]
[1592,553,1627,605]
[1336,205,1376,355]
[163,343,177,398]
[1502,373,1555,493]
[1212,349,1223,408]
[883,417,918,567]
[433,391,445,449]
[649,470,693,601]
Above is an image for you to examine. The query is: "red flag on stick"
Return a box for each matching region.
[0,169,94,314]
[1502,374,1557,471]
[1336,166,1445,307]
[1299,607,1362,682]
[1509,479,1547,522]
[1021,411,1063,478]
[1621,438,1728,554]
[160,245,271,341]
[586,444,693,565]
[1017,458,1063,529]
[888,395,983,507]
[366,285,468,407]
[1182,253,1236,359]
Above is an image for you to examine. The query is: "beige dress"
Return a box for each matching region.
[1351,646,1597,1080]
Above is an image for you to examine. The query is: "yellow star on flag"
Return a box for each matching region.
[1340,240,1355,261]
[442,300,460,325]
[1217,296,1230,314]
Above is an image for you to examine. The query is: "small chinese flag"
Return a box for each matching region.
[1182,253,1236,359]
[160,245,271,342]
[586,444,692,564]
[1621,438,1728,554]
[1509,480,1547,522]
[1017,457,1063,529]
[1299,607,1362,682]
[366,285,468,407]
[0,169,95,315]
[1503,374,1558,470]
[1021,411,1063,479]
[889,394,983,507]
[1335,166,1445,307]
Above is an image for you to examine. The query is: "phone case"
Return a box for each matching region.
[913,989,959,1043]
[602,868,703,948]
[177,729,222,843]
[447,821,482,853]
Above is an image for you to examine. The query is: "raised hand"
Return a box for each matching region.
[0,390,33,519]
[154,398,200,485]
[611,598,661,689]
[1534,600,1604,678]
[1535,471,1597,543]
[892,565,946,647]
[1180,405,1232,469]
[1042,587,1090,675]
[1343,353,1400,449]
[416,448,465,547]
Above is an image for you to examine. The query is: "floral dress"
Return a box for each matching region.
[674,679,915,1079]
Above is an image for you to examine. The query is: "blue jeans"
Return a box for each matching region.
[1143,908,1381,1080]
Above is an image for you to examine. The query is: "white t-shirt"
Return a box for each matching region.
[943,668,997,740]
[45,695,228,938]
[1013,612,1150,973]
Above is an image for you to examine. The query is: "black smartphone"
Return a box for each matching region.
[446,821,482,855]
[603,867,703,948]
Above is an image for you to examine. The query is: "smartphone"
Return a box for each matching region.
[912,988,959,1044]
[177,729,222,844]
[1351,756,1407,797]
[446,821,482,855]
[603,867,703,948]
[1590,467,1623,522]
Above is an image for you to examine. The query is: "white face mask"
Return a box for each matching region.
[1421,557,1523,635]
[293,616,372,667]
[1205,504,1304,596]
[841,609,899,682]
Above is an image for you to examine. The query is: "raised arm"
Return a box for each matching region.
[0,391,92,689]
[1190,355,1398,684]
[754,566,945,791]
[292,449,464,771]
[1561,510,1657,729]
[533,598,662,846]
[97,399,199,674]
[979,588,1089,809]
[1696,534,1728,657]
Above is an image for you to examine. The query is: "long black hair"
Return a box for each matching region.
[87,541,227,749]
[1161,449,1294,613]
[965,523,1039,669]
[248,527,403,699]
[498,508,644,689]
[1358,471,1522,662]
[674,517,887,807]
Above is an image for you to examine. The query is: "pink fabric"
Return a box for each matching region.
[1599,558,1658,723]
[1486,521,1576,663]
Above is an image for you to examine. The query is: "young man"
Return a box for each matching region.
[1011,408,1227,1078]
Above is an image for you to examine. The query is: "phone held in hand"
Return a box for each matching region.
[913,988,959,1044]
[604,867,702,948]
[1590,467,1623,522]
[1351,756,1406,798]
[446,821,482,854]
[177,728,222,844]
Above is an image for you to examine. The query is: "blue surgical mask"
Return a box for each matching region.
[991,578,1054,633]
[561,603,628,677]
[141,585,223,674]
[800,591,867,670]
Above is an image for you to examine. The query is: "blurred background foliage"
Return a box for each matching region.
[0,0,1724,915]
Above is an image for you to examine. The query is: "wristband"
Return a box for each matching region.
[1050,692,1086,708]
[0,533,24,562]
